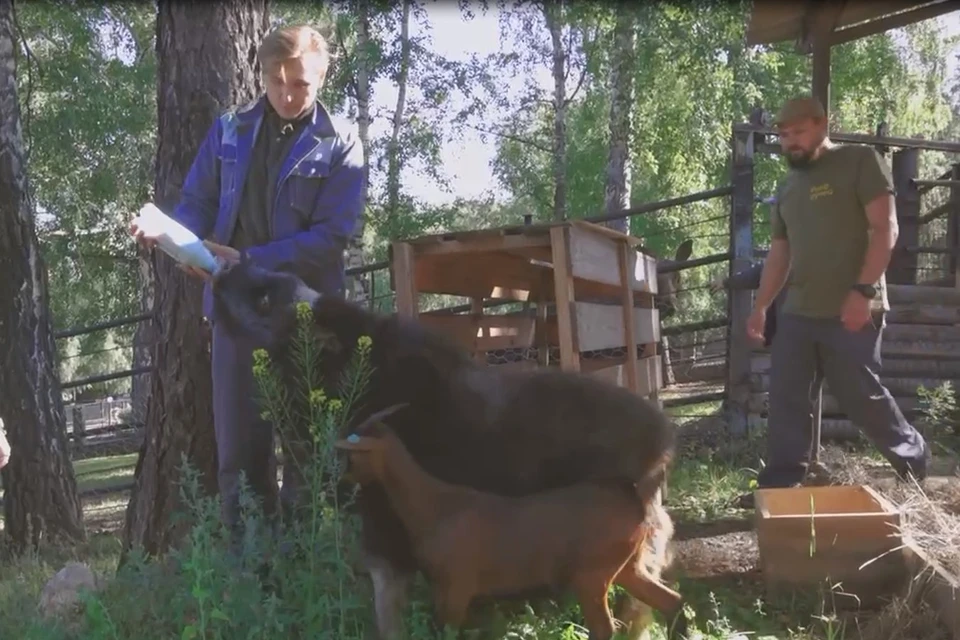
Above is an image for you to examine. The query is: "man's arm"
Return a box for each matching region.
[855,148,898,285]
[754,197,790,309]
[170,117,223,241]
[755,239,790,309]
[245,127,366,274]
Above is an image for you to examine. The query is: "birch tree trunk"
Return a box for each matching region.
[0,0,85,552]
[385,0,412,221]
[543,0,567,221]
[602,4,637,234]
[121,0,269,560]
[344,0,373,306]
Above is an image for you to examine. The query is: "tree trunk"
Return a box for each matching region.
[385,0,412,222]
[344,0,372,307]
[543,0,567,221]
[130,250,153,428]
[602,4,637,234]
[0,0,85,552]
[120,0,269,561]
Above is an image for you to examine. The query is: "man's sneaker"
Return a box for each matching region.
[733,492,756,510]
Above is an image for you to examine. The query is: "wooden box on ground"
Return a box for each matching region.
[387,220,663,399]
[754,485,906,608]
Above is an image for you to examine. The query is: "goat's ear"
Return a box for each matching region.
[334,435,376,451]
[674,239,693,263]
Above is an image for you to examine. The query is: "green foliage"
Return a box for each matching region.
[917,380,960,439]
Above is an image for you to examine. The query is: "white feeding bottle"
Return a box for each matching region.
[133,203,220,275]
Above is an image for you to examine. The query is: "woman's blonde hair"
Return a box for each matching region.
[257,24,331,81]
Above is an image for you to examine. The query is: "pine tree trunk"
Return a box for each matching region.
[130,250,153,428]
[602,4,637,234]
[120,0,269,560]
[0,0,85,552]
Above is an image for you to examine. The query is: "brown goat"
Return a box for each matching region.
[334,405,687,640]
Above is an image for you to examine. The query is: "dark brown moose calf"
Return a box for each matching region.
[209,258,687,640]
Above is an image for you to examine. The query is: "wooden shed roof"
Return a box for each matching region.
[746,0,959,48]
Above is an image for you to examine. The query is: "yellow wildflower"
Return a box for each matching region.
[309,389,327,409]
[295,301,313,325]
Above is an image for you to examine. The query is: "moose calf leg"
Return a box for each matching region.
[572,575,617,640]
[431,579,472,635]
[367,557,412,640]
[616,499,675,640]
[615,563,686,640]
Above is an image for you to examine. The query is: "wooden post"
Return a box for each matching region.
[549,226,580,372]
[727,125,755,435]
[811,389,822,464]
[811,35,831,121]
[617,239,639,395]
[391,242,419,317]
[72,404,86,445]
[949,163,960,287]
[888,148,920,284]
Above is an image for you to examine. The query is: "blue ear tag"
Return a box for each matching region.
[347,434,360,444]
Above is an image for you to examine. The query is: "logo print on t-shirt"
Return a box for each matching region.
[809,183,834,200]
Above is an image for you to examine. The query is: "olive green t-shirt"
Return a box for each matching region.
[771,144,894,318]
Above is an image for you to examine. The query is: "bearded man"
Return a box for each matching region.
[737,96,929,508]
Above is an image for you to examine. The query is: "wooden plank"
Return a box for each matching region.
[399,222,551,247]
[748,392,921,416]
[888,284,960,305]
[727,127,756,435]
[889,148,921,284]
[566,224,658,294]
[618,239,640,394]
[418,313,539,353]
[550,226,580,372]
[887,303,960,325]
[748,414,861,440]
[902,541,960,639]
[587,354,663,397]
[414,252,544,300]
[752,372,960,397]
[415,233,550,256]
[573,302,659,352]
[391,241,418,317]
[830,1,960,47]
[884,341,960,358]
[572,219,644,247]
[752,351,960,378]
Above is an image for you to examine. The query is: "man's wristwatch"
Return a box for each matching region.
[851,283,878,299]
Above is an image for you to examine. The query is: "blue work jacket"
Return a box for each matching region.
[170,95,366,321]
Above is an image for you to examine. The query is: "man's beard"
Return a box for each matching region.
[784,133,826,169]
[785,146,814,168]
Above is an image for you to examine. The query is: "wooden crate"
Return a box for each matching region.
[755,485,907,607]
[388,219,662,399]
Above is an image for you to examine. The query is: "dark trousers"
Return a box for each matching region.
[758,312,928,487]
[212,322,307,534]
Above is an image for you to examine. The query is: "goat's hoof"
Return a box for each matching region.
[665,605,688,640]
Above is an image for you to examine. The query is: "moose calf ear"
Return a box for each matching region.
[674,239,693,263]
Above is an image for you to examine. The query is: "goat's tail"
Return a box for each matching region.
[633,450,672,511]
